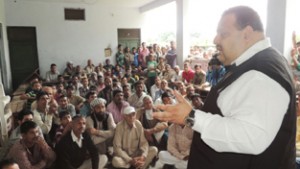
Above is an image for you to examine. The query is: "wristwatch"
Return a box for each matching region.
[184,109,195,128]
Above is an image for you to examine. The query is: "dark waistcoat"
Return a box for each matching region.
[188,47,296,169]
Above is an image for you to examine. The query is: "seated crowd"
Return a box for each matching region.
[0,42,228,169]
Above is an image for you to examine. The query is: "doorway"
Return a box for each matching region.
[7,27,39,90]
[117,29,141,50]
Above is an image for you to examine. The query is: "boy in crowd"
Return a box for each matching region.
[54,111,72,145]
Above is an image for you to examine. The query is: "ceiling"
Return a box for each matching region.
[98,0,156,8]
[22,0,156,8]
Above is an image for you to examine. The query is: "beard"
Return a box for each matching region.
[95,113,107,121]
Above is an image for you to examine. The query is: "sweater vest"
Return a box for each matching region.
[187,47,296,169]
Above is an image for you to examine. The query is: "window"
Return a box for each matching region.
[64,8,85,20]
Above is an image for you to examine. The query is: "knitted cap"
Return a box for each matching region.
[90,98,106,108]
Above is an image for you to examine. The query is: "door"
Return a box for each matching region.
[117,29,141,50]
[7,27,39,90]
[0,23,4,85]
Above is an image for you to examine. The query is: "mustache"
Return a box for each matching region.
[78,127,85,131]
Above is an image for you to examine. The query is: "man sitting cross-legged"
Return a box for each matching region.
[112,106,158,169]
[86,98,116,157]
[7,121,56,169]
[156,122,193,169]
[138,95,168,151]
[55,115,107,169]
[0,109,44,159]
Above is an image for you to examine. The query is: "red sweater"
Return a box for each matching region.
[182,69,195,83]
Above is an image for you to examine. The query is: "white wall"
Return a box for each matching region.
[0,0,12,94]
[5,0,147,77]
[265,0,296,60]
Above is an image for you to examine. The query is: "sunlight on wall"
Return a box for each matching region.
[143,2,176,46]
[143,0,268,47]
[295,0,300,41]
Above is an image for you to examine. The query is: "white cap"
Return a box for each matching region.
[122,106,136,115]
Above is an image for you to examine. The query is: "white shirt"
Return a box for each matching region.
[192,38,290,155]
[71,130,83,148]
[171,70,183,82]
[150,84,160,100]
[45,70,60,82]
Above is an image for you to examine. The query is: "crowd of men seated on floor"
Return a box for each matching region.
[0,42,229,169]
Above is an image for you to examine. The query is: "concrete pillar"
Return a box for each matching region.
[266,0,297,59]
[176,0,190,67]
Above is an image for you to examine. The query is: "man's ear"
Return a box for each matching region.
[243,25,254,41]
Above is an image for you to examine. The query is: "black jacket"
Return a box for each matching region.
[55,131,99,169]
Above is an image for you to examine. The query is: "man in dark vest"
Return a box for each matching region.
[153,6,296,169]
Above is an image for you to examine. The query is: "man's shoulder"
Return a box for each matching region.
[86,115,93,121]
[10,127,21,140]
[122,101,130,106]
[72,95,84,101]
[116,120,125,127]
[57,131,72,144]
[115,121,125,132]
[168,123,177,130]
[82,131,92,140]
[33,110,42,118]
[134,120,143,130]
[135,119,143,126]
[128,93,136,100]
[107,101,114,108]
[9,140,24,153]
[67,104,75,109]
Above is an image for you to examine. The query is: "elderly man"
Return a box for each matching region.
[7,121,56,169]
[154,80,169,102]
[63,61,75,77]
[171,65,182,83]
[56,115,103,169]
[154,6,296,169]
[138,96,168,151]
[107,89,130,124]
[113,106,158,169]
[87,98,116,156]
